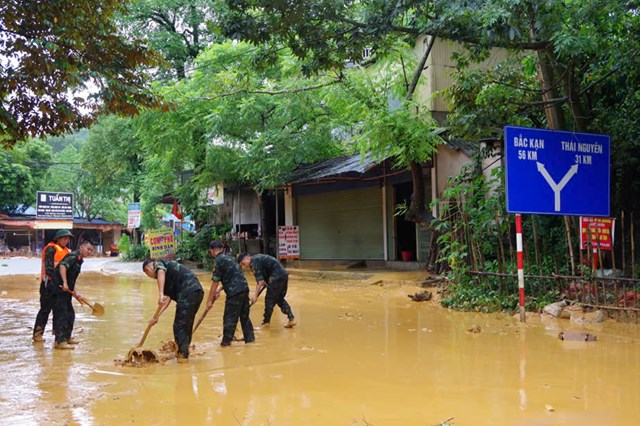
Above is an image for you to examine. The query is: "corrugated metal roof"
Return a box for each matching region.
[286,129,479,184]
[287,152,384,183]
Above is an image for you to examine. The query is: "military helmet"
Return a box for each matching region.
[53,229,74,241]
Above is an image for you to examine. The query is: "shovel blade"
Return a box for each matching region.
[91,303,105,317]
[126,347,159,364]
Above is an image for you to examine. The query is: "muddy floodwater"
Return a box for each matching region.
[1,264,640,425]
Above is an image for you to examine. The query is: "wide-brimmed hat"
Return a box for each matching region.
[53,229,74,241]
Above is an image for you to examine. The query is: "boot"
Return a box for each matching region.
[33,329,45,342]
[284,318,297,328]
[54,341,76,350]
[67,337,80,345]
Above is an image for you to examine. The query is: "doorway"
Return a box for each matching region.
[394,182,416,260]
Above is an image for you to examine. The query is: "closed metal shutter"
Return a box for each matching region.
[296,187,384,259]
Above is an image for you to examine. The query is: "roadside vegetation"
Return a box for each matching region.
[2,1,639,313]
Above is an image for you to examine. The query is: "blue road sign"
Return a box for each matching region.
[504,126,610,216]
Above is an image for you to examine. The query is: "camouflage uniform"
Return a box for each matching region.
[33,246,59,338]
[212,253,254,345]
[51,252,84,344]
[155,260,204,358]
[249,254,295,325]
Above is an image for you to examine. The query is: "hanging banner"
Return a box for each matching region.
[205,184,224,205]
[148,228,175,259]
[128,202,141,229]
[278,226,300,260]
[580,216,615,250]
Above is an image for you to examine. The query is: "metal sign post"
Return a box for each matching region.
[504,126,611,322]
[515,214,525,322]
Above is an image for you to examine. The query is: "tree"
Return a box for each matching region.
[81,115,144,202]
[120,0,222,80]
[219,0,640,226]
[1,0,162,146]
[10,138,54,193]
[44,145,83,195]
[44,129,89,154]
[220,1,443,226]
[134,40,343,221]
[0,151,35,214]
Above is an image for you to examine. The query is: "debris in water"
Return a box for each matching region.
[467,325,481,333]
[298,345,314,351]
[338,311,362,321]
[558,331,597,341]
[545,404,555,412]
[408,291,432,302]
[431,417,455,426]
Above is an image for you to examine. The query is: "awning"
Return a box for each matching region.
[0,219,124,231]
[34,220,73,230]
[0,219,36,229]
[73,223,126,231]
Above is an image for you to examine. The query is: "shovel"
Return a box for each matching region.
[192,306,210,334]
[192,286,225,334]
[126,305,163,363]
[250,285,267,307]
[64,288,105,317]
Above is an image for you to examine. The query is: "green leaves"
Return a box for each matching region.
[0,151,35,214]
[1,0,161,146]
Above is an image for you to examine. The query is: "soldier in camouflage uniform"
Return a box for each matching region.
[51,240,94,349]
[206,240,255,346]
[33,229,72,342]
[143,258,204,361]
[238,253,296,328]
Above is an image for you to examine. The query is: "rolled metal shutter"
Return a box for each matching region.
[296,187,384,259]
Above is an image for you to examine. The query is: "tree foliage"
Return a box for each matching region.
[0,0,162,146]
[120,0,223,80]
[0,150,35,214]
[134,41,343,219]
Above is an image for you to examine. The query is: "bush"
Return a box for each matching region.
[117,234,149,261]
[118,234,131,255]
[435,158,570,314]
[126,243,149,261]
[175,224,231,269]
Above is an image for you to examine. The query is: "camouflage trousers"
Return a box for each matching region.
[173,289,204,358]
[222,290,254,345]
[263,275,294,324]
[33,280,54,338]
[52,291,75,344]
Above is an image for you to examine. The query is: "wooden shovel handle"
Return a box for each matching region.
[64,288,92,309]
[138,305,164,347]
[192,306,210,334]
[249,285,267,307]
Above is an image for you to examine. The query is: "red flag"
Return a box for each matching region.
[172,200,184,220]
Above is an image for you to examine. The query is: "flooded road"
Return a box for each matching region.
[1,265,640,425]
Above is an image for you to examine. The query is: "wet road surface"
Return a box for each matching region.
[1,265,640,425]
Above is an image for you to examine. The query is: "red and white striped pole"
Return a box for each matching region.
[516,214,526,322]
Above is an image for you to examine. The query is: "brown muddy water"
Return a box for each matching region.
[1,267,640,425]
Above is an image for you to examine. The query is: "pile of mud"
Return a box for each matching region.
[114,340,215,367]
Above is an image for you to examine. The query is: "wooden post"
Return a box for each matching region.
[564,216,575,276]
[621,211,626,276]
[632,212,635,278]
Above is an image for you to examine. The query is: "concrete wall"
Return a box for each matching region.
[284,185,294,226]
[230,189,261,232]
